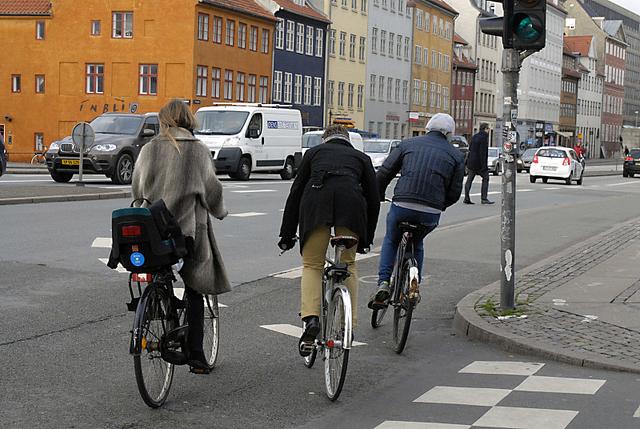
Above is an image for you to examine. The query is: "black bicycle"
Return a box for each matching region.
[370,222,427,353]
[128,268,219,408]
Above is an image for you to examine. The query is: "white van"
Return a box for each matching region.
[194,104,303,180]
[301,130,364,154]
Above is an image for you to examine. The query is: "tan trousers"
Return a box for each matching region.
[301,226,358,325]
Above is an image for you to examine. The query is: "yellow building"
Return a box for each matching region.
[408,0,457,135]
[0,0,275,161]
[315,0,368,129]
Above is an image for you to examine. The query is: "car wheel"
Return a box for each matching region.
[280,157,294,180]
[542,177,548,184]
[529,175,536,183]
[112,153,134,185]
[50,170,73,183]
[235,156,251,181]
[565,173,572,185]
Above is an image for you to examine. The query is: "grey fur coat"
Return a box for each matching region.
[132,127,231,295]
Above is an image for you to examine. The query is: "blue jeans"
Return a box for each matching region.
[378,204,440,283]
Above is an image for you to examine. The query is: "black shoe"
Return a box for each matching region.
[188,351,211,374]
[463,199,474,205]
[299,316,320,357]
[481,199,495,205]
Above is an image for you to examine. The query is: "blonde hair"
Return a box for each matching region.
[158,99,197,153]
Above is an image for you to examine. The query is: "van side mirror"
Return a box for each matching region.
[142,128,155,137]
[248,128,260,139]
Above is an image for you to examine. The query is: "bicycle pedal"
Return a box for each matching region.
[189,366,212,375]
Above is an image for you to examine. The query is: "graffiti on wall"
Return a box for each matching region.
[79,98,139,114]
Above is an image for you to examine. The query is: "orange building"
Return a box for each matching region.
[0,0,275,161]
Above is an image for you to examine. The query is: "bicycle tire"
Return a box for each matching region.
[203,294,220,368]
[324,288,350,401]
[370,305,388,328]
[133,287,175,408]
[30,155,39,165]
[392,259,416,354]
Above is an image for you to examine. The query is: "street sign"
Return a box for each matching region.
[71,122,94,186]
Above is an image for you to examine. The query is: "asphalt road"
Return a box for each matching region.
[2,173,640,428]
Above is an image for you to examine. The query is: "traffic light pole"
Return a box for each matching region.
[500,48,522,311]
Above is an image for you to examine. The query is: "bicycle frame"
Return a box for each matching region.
[319,245,353,351]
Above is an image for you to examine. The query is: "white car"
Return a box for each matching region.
[363,139,400,169]
[529,146,584,185]
[301,130,364,154]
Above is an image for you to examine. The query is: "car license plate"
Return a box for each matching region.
[543,166,556,171]
[61,159,80,166]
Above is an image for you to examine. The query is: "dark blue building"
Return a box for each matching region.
[259,0,330,127]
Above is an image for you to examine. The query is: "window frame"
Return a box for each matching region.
[85,64,104,94]
[91,20,101,36]
[212,67,221,99]
[197,13,209,41]
[196,65,208,97]
[112,11,133,39]
[226,20,235,46]
[138,64,158,96]
[36,21,45,40]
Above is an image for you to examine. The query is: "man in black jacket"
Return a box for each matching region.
[464,123,494,204]
[368,113,464,308]
[279,125,380,355]
[0,134,6,177]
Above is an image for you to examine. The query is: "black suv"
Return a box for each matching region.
[45,113,159,184]
[623,148,640,178]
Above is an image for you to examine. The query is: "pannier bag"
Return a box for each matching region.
[107,199,189,273]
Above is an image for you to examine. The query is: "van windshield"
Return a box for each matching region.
[194,111,249,135]
[302,134,323,148]
[90,115,142,135]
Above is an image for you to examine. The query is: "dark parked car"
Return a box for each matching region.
[520,148,537,172]
[45,113,159,184]
[451,135,469,165]
[623,148,640,178]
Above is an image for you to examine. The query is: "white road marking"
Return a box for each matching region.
[607,181,638,187]
[172,288,227,307]
[543,187,561,190]
[260,324,366,346]
[466,191,501,198]
[514,375,605,395]
[459,361,544,376]
[232,189,276,193]
[98,258,127,273]
[356,252,379,261]
[92,237,112,248]
[634,404,640,418]
[375,422,470,429]
[228,212,266,217]
[273,267,303,279]
[413,386,511,407]
[473,406,578,429]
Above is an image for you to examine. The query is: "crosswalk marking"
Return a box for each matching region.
[606,181,637,187]
[260,324,367,346]
[375,422,470,429]
[92,237,112,248]
[414,386,511,407]
[514,375,606,395]
[98,258,127,273]
[172,287,227,307]
[543,187,561,190]
[473,406,579,429]
[232,189,276,193]
[273,267,303,279]
[459,361,544,376]
[228,212,266,217]
[634,404,640,418]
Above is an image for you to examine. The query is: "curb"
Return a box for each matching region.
[0,191,131,205]
[453,217,640,374]
[6,169,49,175]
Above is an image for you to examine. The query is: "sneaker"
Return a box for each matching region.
[368,281,391,310]
[299,316,320,357]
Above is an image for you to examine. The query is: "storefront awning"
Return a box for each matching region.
[556,131,573,138]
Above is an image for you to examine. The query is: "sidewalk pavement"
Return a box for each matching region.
[454,217,640,374]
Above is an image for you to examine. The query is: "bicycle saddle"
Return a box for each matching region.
[330,235,359,249]
[398,222,430,234]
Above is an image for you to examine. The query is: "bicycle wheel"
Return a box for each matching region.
[392,259,416,354]
[324,288,350,401]
[370,305,388,328]
[133,287,175,408]
[202,294,220,368]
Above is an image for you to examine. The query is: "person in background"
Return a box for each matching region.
[464,122,494,205]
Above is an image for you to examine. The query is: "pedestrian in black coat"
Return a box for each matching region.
[0,134,6,176]
[464,123,494,204]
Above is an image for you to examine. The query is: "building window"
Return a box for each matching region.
[404,37,409,60]
[236,72,245,101]
[196,65,208,97]
[327,80,334,106]
[370,74,376,99]
[222,70,232,100]
[425,12,430,32]
[371,28,378,53]
[284,72,293,103]
[91,20,101,36]
[430,82,436,107]
[379,76,384,101]
[357,84,364,110]
[275,19,284,49]
[248,74,257,102]
[348,83,354,110]
[306,25,314,55]
[315,28,324,57]
[286,21,295,51]
[259,76,268,103]
[380,30,386,55]
[413,79,420,104]
[238,23,247,48]
[198,13,209,40]
[262,29,270,53]
[34,75,45,93]
[415,45,421,64]
[349,34,356,59]
[250,26,258,51]
[273,70,283,102]
[402,80,408,103]
[359,36,366,61]
[86,64,104,94]
[339,32,346,57]
[422,81,428,106]
[338,81,345,107]
[396,35,402,58]
[226,20,235,46]
[314,77,322,106]
[213,16,223,43]
[395,78,400,103]
[329,29,336,55]
[212,67,221,98]
[304,75,312,105]
[139,64,157,95]
[34,133,44,151]
[387,77,392,101]
[296,23,305,53]
[112,12,133,38]
[416,9,423,29]
[294,74,303,104]
[36,21,45,40]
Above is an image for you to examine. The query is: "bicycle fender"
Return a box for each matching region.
[130,285,155,355]
[333,286,353,350]
[409,265,420,286]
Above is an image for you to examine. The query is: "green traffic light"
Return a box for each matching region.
[513,14,542,42]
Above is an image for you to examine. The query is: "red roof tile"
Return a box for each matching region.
[454,33,468,46]
[273,0,330,23]
[0,0,50,15]
[202,0,276,22]
[564,35,593,57]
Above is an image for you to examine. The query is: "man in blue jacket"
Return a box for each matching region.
[464,123,494,204]
[368,113,464,307]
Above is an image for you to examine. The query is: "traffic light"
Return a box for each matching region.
[480,0,546,51]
